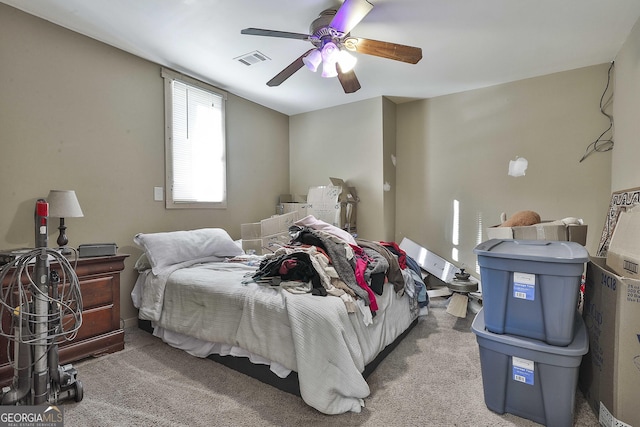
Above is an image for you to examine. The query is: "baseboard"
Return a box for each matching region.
[122,316,140,329]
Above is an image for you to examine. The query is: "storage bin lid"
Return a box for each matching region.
[471,308,588,356]
[473,239,588,264]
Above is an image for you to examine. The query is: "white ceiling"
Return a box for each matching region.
[4,0,640,116]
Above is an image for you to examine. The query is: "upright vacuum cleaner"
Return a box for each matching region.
[0,199,83,405]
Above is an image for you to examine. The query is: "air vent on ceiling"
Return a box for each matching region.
[236,51,271,66]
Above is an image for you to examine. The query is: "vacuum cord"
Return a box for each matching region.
[0,249,83,370]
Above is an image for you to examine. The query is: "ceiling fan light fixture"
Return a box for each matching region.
[321,42,339,62]
[242,0,422,91]
[337,50,357,72]
[320,42,339,78]
[302,48,322,72]
[321,62,339,78]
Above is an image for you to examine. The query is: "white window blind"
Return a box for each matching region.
[162,68,227,209]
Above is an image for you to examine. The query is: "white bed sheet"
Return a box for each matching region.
[151,326,292,378]
[133,261,417,414]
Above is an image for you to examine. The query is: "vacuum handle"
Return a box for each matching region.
[35,199,48,249]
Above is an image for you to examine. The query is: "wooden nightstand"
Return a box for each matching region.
[0,254,129,386]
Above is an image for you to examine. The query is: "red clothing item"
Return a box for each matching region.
[380,241,407,269]
[350,244,378,311]
[353,256,378,311]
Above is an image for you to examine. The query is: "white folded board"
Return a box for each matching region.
[399,238,457,283]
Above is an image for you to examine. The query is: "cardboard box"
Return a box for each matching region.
[486,221,587,246]
[241,232,291,255]
[241,223,262,240]
[279,194,306,203]
[277,202,309,217]
[241,238,263,255]
[306,177,358,232]
[276,194,309,218]
[240,211,299,254]
[306,185,342,225]
[259,211,299,236]
[241,211,300,239]
[606,206,640,279]
[579,257,640,427]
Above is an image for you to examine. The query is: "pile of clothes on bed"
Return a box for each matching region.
[247,215,428,319]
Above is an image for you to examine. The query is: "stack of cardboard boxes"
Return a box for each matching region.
[580,205,640,427]
[242,178,358,255]
[277,177,358,234]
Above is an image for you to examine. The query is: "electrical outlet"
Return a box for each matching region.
[154,187,164,201]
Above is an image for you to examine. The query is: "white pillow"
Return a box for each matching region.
[134,228,244,275]
[133,253,151,271]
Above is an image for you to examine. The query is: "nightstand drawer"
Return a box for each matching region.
[79,276,114,308]
[67,305,115,342]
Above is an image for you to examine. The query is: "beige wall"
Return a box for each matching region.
[0,5,290,325]
[3,2,637,325]
[289,97,392,241]
[395,65,613,277]
[382,98,397,242]
[611,16,640,192]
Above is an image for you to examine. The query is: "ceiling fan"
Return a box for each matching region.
[241,0,422,94]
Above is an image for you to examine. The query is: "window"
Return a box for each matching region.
[162,68,227,209]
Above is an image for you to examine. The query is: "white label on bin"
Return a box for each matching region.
[512,356,534,385]
[513,272,535,301]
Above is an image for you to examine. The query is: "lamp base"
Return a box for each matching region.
[58,246,72,256]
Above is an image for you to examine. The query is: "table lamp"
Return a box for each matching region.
[47,190,84,254]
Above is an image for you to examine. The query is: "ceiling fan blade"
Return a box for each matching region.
[241,28,310,41]
[330,0,374,34]
[337,64,361,93]
[266,49,315,87]
[348,38,423,64]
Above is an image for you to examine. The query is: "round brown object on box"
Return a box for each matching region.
[500,210,541,227]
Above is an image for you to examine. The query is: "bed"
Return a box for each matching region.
[131,221,425,415]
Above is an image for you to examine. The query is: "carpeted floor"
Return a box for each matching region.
[62,299,600,426]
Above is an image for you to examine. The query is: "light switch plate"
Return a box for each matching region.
[154,187,164,201]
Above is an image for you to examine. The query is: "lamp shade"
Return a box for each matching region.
[303,49,322,72]
[47,190,84,218]
[337,50,357,72]
[320,42,339,78]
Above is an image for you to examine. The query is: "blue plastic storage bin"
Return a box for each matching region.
[473,239,588,346]
[472,308,588,427]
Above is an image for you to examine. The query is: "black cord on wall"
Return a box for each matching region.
[579,61,615,163]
